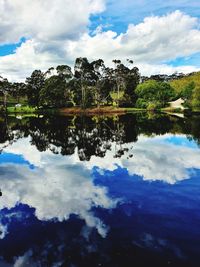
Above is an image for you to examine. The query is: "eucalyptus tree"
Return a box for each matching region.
[74,57,96,108]
[0,76,11,111]
[56,65,73,81]
[39,75,72,108]
[26,70,45,107]
[91,59,113,107]
[11,82,27,103]
[112,59,140,106]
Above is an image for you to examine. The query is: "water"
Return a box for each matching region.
[0,113,200,267]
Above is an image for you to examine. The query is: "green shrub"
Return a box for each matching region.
[135,98,148,108]
[147,102,161,111]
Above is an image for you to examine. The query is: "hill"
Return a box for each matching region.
[170,72,200,94]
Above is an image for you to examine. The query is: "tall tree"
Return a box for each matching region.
[112,59,140,107]
[39,75,72,108]
[26,70,45,106]
[91,59,112,107]
[56,65,73,81]
[11,82,26,103]
[0,76,10,111]
[74,57,96,108]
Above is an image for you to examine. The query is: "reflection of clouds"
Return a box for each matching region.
[0,154,117,237]
[87,134,200,184]
[1,133,200,240]
[14,251,36,267]
[3,134,200,185]
[0,223,8,239]
[133,233,185,259]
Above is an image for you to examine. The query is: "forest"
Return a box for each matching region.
[0,57,200,112]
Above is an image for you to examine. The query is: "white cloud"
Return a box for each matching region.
[85,134,200,184]
[65,11,200,64]
[1,9,200,80]
[3,133,200,185]
[0,0,105,44]
[0,133,200,239]
[0,139,118,237]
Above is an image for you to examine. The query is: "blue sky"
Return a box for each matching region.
[91,0,200,33]
[0,38,26,57]
[0,0,200,80]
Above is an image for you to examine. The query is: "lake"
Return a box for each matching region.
[0,113,200,267]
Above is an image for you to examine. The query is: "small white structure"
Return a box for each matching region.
[15,103,22,108]
[168,98,185,110]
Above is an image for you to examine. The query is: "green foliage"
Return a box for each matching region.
[7,105,36,113]
[39,76,72,108]
[84,87,95,108]
[136,80,175,108]
[67,79,82,106]
[147,102,162,111]
[192,86,200,108]
[170,72,200,95]
[181,81,195,100]
[26,70,45,106]
[135,98,148,109]
[170,72,200,110]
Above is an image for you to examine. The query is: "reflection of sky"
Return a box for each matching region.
[0,133,200,265]
[151,134,199,149]
[0,152,35,169]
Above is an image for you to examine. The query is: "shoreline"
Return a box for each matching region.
[1,106,200,116]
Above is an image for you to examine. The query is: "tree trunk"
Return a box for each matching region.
[117,84,120,107]
[3,92,7,112]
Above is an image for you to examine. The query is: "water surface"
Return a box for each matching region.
[0,113,200,267]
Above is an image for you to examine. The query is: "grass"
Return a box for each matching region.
[7,105,36,113]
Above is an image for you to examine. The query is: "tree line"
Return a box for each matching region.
[0,57,186,111]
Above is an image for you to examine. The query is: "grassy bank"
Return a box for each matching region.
[59,106,147,115]
[2,105,194,116]
[7,105,36,113]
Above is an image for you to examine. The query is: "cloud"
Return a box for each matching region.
[0,139,118,237]
[0,0,105,44]
[65,11,200,63]
[85,134,200,184]
[0,138,117,237]
[3,133,200,185]
[1,10,200,80]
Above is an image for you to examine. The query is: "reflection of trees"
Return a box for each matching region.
[26,115,139,161]
[0,116,25,153]
[1,113,200,160]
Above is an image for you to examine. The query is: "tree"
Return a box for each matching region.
[136,80,175,108]
[56,65,73,81]
[192,86,200,108]
[74,57,96,108]
[11,82,26,103]
[39,75,72,108]
[122,64,140,107]
[26,70,45,106]
[181,81,195,101]
[91,59,113,107]
[112,59,140,107]
[0,76,10,111]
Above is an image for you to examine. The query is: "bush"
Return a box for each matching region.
[135,98,148,108]
[192,86,200,108]
[147,102,161,111]
[136,80,175,108]
[118,94,133,107]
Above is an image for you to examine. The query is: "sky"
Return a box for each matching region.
[0,0,200,81]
